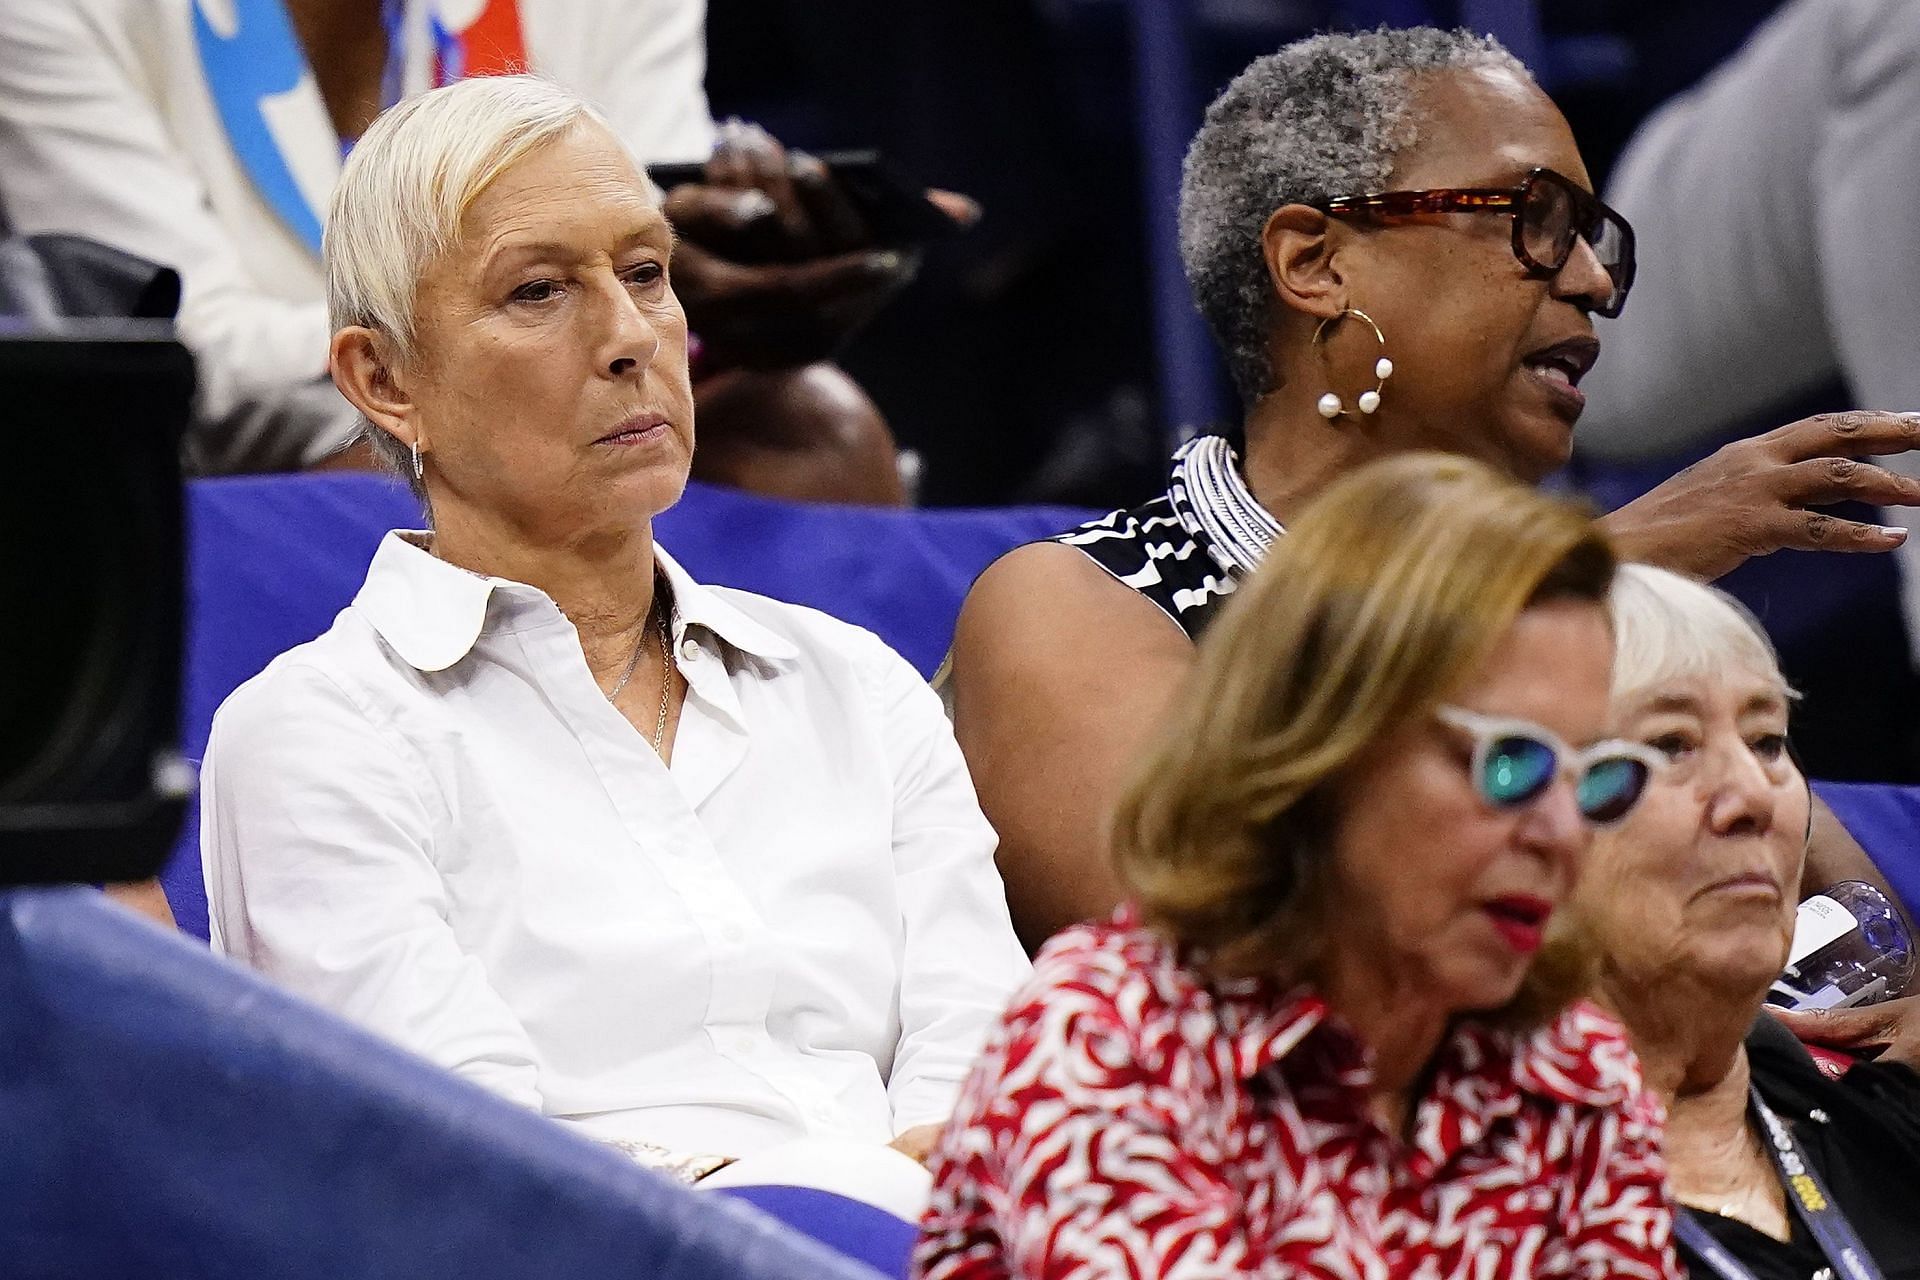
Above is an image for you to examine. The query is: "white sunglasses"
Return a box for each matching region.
[1436,705,1664,826]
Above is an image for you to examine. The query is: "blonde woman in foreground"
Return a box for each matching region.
[916,453,1678,1280]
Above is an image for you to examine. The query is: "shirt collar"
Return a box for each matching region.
[1210,977,1329,1082]
[353,531,505,672]
[1501,1002,1637,1111]
[353,532,799,673]
[1401,1004,1637,1175]
[653,546,799,665]
[1219,982,1636,1176]
[1217,977,1632,1114]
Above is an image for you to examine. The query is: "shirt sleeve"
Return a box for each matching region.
[915,962,1275,1280]
[870,641,1030,1135]
[1558,1086,1684,1280]
[528,0,716,163]
[201,661,544,1111]
[0,0,354,472]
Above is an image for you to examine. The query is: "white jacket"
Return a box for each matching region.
[0,0,714,472]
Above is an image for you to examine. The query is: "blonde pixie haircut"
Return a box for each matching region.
[325,75,616,479]
[1113,452,1616,1023]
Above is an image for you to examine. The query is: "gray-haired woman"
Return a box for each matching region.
[198,75,1028,1180]
[1584,564,1920,1279]
[947,26,1920,957]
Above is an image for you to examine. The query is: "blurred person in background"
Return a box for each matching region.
[0,0,926,501]
[199,77,1026,1179]
[1576,0,1920,645]
[702,0,1171,509]
[948,27,1920,957]
[1584,563,1920,1277]
[917,453,1677,1280]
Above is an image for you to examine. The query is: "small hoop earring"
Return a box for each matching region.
[1312,307,1393,420]
[410,439,424,481]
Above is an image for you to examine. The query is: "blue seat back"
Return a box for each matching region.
[168,474,1091,938]
[167,474,1920,933]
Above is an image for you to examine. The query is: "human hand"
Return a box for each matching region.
[668,238,916,369]
[1599,411,1920,581]
[660,121,970,368]
[887,1122,946,1167]
[1771,995,1920,1071]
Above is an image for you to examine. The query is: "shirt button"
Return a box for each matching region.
[720,923,744,944]
[679,637,701,662]
[732,1035,755,1055]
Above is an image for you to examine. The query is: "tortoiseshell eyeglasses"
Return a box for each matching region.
[1318,167,1637,318]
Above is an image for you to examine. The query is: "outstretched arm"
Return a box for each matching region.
[1600,412,1920,581]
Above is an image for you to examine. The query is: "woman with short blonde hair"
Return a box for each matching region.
[917,453,1679,1280]
[201,76,1027,1183]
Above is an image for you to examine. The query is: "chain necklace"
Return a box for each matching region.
[607,577,674,754]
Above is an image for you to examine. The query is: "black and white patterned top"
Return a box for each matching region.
[1051,434,1283,642]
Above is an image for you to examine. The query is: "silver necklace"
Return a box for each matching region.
[1175,434,1285,577]
[607,579,674,754]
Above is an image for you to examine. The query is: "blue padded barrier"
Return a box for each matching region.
[167,473,1092,939]
[0,885,884,1280]
[1815,783,1920,920]
[166,472,1920,930]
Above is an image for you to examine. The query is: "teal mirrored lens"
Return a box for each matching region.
[1481,737,1556,806]
[1577,756,1649,823]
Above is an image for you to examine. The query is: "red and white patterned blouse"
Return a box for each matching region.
[914,913,1680,1280]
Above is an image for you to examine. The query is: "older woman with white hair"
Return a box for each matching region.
[1581,564,1920,1279]
[198,75,1028,1180]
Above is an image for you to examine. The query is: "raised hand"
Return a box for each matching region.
[1601,411,1920,580]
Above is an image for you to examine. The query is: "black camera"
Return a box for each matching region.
[0,329,193,886]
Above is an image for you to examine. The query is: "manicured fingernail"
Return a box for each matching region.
[1883,526,1909,540]
[869,251,905,272]
[734,189,777,221]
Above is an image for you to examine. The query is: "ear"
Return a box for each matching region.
[1259,203,1349,323]
[330,326,424,452]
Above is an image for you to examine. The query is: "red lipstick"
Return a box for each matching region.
[1483,895,1554,954]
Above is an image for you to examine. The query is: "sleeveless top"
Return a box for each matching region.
[1050,434,1284,641]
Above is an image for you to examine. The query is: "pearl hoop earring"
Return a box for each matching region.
[1312,307,1393,420]
[410,439,424,481]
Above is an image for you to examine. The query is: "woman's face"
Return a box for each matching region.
[1326,66,1617,483]
[403,120,695,535]
[1581,669,1806,1004]
[1328,599,1614,1016]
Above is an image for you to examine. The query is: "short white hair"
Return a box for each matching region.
[1607,563,1795,702]
[324,75,618,486]
[326,74,613,352]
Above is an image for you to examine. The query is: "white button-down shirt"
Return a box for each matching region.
[201,532,1028,1157]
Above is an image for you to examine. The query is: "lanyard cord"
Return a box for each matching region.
[1673,1086,1884,1280]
